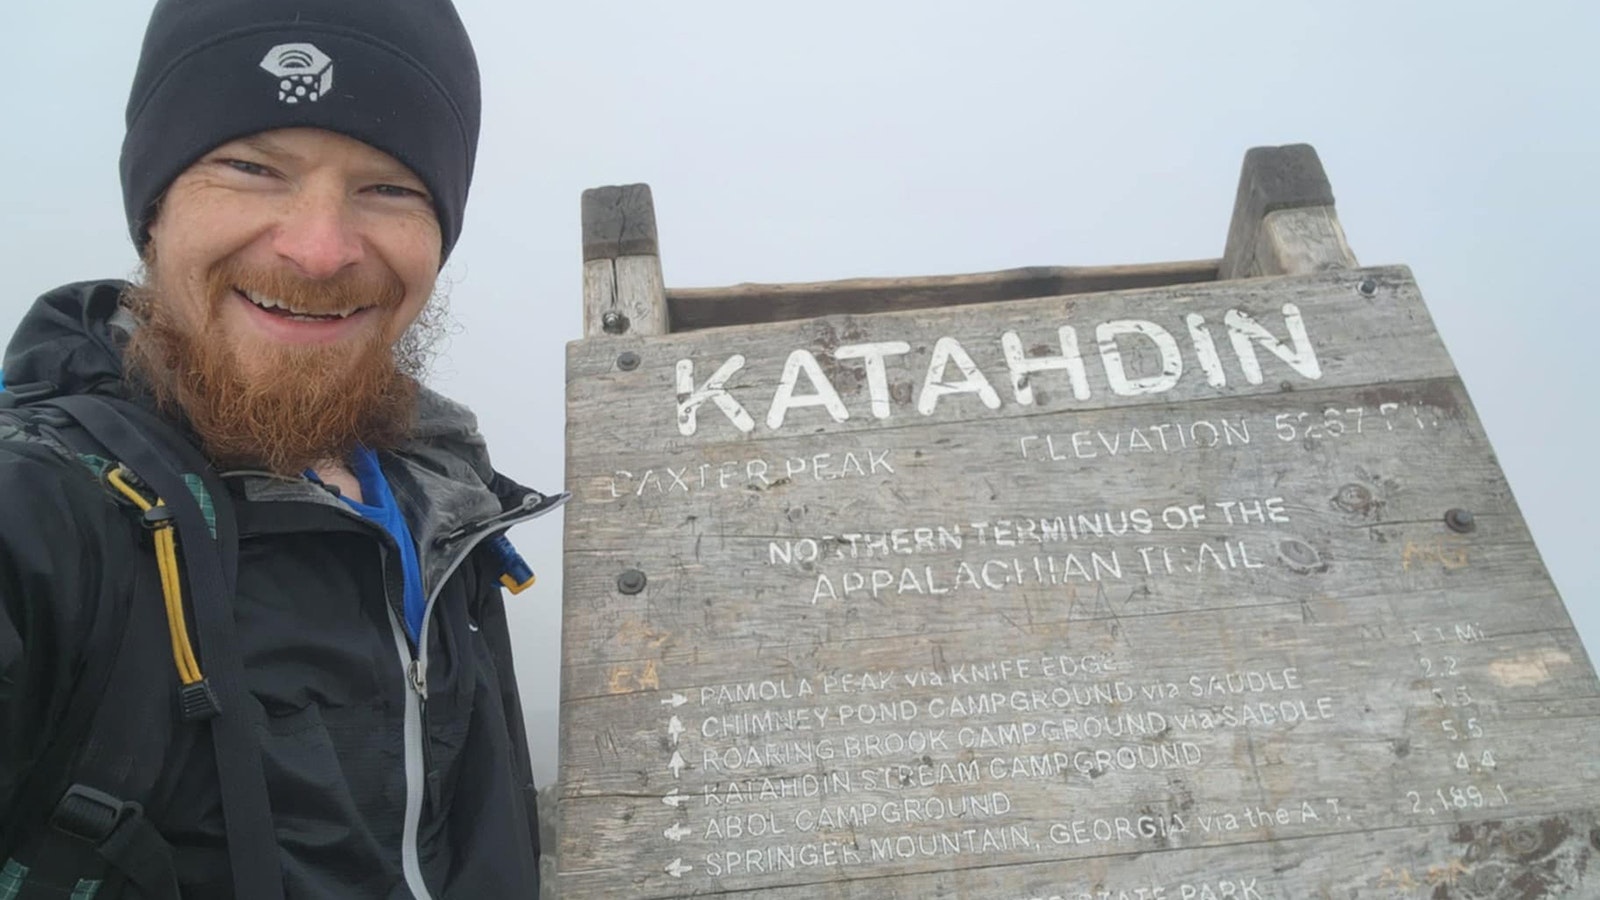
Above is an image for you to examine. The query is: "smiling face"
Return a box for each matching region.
[125,127,444,473]
[147,127,441,373]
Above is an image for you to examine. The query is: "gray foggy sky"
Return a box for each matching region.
[5,1,1596,786]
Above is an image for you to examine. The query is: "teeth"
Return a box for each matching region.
[241,289,358,319]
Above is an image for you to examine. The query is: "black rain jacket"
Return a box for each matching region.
[0,281,543,898]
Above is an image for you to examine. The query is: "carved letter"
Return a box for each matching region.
[834,341,911,419]
[1001,327,1090,405]
[1225,303,1322,384]
[1185,313,1227,388]
[918,337,1001,416]
[1096,320,1183,396]
[677,355,754,436]
[768,350,850,430]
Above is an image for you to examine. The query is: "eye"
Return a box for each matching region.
[368,183,430,201]
[221,158,275,178]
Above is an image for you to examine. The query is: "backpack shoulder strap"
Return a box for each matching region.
[43,395,283,900]
[4,396,283,900]
[0,401,183,900]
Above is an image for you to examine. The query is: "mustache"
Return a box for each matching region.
[205,258,406,317]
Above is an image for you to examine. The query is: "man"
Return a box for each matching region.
[0,1,554,897]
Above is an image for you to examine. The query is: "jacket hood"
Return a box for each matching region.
[3,280,132,401]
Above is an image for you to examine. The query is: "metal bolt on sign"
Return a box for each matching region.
[1444,508,1476,534]
[617,569,648,595]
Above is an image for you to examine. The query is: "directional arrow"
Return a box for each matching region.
[660,693,688,708]
[668,750,686,779]
[662,789,688,809]
[667,715,685,746]
[665,858,693,879]
[663,822,691,842]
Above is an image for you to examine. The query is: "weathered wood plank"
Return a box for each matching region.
[557,581,1578,710]
[557,586,1594,785]
[559,372,1552,692]
[582,258,617,338]
[558,265,1599,897]
[1220,144,1356,279]
[583,183,660,261]
[582,184,669,337]
[582,254,670,338]
[1252,206,1358,277]
[665,261,1220,332]
[618,254,668,333]
[569,267,1444,437]
[562,811,1600,898]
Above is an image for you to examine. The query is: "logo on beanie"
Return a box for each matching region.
[259,43,334,105]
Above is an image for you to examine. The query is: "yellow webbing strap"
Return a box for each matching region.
[499,573,536,594]
[106,466,203,686]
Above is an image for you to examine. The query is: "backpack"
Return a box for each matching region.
[0,387,285,900]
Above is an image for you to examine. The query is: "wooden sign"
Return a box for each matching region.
[556,153,1600,899]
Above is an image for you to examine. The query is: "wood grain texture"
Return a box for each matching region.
[583,183,660,261]
[557,376,1553,696]
[557,266,1600,898]
[571,267,1444,435]
[539,783,560,900]
[1246,206,1358,279]
[583,255,669,338]
[1220,145,1352,280]
[581,258,616,339]
[581,184,668,337]
[563,811,1600,898]
[665,261,1219,332]
[617,255,669,335]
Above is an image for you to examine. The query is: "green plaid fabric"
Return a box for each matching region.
[72,455,216,539]
[182,473,217,539]
[0,859,103,899]
[0,859,29,900]
[75,453,113,476]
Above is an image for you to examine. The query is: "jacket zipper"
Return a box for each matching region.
[387,610,435,900]
[227,475,564,898]
[371,535,437,900]
[389,496,562,899]
[409,490,565,710]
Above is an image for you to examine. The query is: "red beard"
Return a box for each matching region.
[122,257,420,475]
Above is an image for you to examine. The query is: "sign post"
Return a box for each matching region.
[555,145,1600,898]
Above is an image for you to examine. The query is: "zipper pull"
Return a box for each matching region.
[408,658,428,698]
[435,489,566,546]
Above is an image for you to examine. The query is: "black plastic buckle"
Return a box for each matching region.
[179,679,223,721]
[49,784,141,845]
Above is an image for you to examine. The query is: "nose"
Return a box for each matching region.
[271,181,364,279]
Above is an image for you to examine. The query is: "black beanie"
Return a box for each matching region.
[121,0,481,262]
